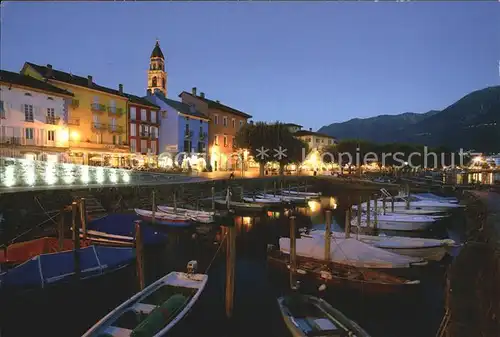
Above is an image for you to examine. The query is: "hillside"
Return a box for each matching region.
[318,86,500,152]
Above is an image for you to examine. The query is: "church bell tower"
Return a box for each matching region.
[148,40,167,96]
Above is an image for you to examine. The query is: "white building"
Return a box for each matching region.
[0,70,74,161]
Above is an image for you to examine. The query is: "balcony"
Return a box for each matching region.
[108,125,124,134]
[0,136,21,145]
[69,139,129,152]
[91,103,107,113]
[184,130,193,139]
[68,118,80,126]
[46,116,60,125]
[92,122,107,131]
[199,132,207,140]
[108,106,125,117]
[140,131,150,139]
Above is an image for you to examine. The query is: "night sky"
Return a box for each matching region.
[1,2,499,130]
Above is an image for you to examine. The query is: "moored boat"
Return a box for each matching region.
[83,265,208,337]
[259,193,309,203]
[242,196,285,205]
[277,294,372,337]
[412,192,459,204]
[134,209,192,227]
[213,199,266,211]
[281,190,322,198]
[351,213,437,231]
[157,206,214,223]
[306,229,456,261]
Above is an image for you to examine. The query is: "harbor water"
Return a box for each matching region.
[0,192,466,337]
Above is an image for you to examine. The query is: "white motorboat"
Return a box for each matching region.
[353,195,461,214]
[279,236,426,269]
[350,213,437,231]
[412,193,459,204]
[83,266,208,337]
[281,190,321,198]
[307,229,456,261]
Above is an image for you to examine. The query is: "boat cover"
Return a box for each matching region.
[0,246,135,288]
[279,236,423,269]
[0,237,90,264]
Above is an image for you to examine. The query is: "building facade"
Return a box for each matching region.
[0,70,74,160]
[146,91,209,169]
[21,62,130,166]
[283,123,303,134]
[179,87,252,171]
[294,129,337,150]
[126,94,160,161]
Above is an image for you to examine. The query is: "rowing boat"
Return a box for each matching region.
[134,209,191,227]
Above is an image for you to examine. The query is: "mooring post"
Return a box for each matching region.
[226,187,231,211]
[345,206,351,238]
[391,196,395,213]
[240,185,244,200]
[134,220,145,291]
[173,190,177,212]
[211,186,215,211]
[273,180,277,197]
[382,197,387,215]
[373,194,378,229]
[366,195,371,228]
[79,198,87,240]
[225,223,236,318]
[289,215,297,290]
[357,197,362,238]
[152,190,156,223]
[406,184,411,210]
[71,201,81,281]
[305,180,308,192]
[58,208,65,249]
[324,210,332,262]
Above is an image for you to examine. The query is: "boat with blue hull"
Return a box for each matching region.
[0,245,135,291]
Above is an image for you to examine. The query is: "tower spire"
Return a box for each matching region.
[148,39,167,96]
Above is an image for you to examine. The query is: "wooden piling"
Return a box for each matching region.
[391,196,395,213]
[324,210,332,262]
[382,197,387,215]
[58,208,65,250]
[240,185,244,200]
[373,194,378,229]
[225,224,236,318]
[79,198,87,240]
[345,207,351,239]
[366,195,371,228]
[173,190,177,212]
[71,202,81,281]
[357,197,362,237]
[211,186,215,211]
[289,215,297,290]
[273,181,277,196]
[134,220,145,291]
[152,190,156,223]
[406,184,411,210]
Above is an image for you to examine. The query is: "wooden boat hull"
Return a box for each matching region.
[277,295,372,337]
[267,250,420,295]
[83,272,208,337]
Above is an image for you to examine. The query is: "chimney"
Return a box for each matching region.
[46,64,53,78]
[119,84,123,94]
[192,87,197,96]
[200,92,205,98]
[87,75,93,87]
[309,128,312,131]
[147,89,152,96]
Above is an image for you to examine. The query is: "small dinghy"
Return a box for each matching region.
[83,261,208,337]
[281,190,321,198]
[307,229,456,261]
[213,199,266,211]
[157,206,214,224]
[135,209,191,227]
[278,294,371,337]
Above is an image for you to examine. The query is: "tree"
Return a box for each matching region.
[235,122,308,176]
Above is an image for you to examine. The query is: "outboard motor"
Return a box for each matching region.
[187,260,198,274]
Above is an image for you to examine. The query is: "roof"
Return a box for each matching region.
[294,130,336,139]
[180,91,252,119]
[0,70,74,97]
[24,62,126,98]
[282,123,303,128]
[125,93,160,109]
[156,95,209,120]
[151,41,164,59]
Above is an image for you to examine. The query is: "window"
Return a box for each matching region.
[130,107,137,120]
[93,114,99,128]
[141,140,147,153]
[152,76,157,87]
[151,111,157,123]
[223,135,228,147]
[316,138,320,143]
[199,126,203,135]
[151,141,157,154]
[184,140,192,153]
[130,123,136,136]
[47,108,55,118]
[141,109,147,121]
[214,135,219,146]
[24,104,34,122]
[239,120,243,128]
[47,130,55,141]
[162,78,166,89]
[232,118,236,128]
[214,115,219,125]
[223,116,228,127]
[0,101,5,118]
[329,139,333,145]
[110,118,117,131]
[25,128,34,140]
[47,96,53,101]
[140,125,149,136]
[130,141,137,153]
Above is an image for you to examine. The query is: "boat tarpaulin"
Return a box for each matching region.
[279,236,423,269]
[0,245,135,289]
